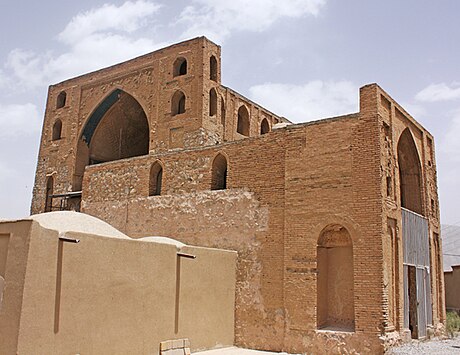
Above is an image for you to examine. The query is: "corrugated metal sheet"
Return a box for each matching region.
[402,209,433,338]
[417,267,427,338]
[402,208,430,266]
[425,267,433,326]
[403,265,409,329]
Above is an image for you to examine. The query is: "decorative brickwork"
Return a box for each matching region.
[31,37,445,354]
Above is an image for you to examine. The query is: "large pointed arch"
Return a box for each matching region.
[73,89,149,190]
[397,128,423,215]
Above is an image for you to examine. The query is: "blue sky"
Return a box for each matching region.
[0,0,459,225]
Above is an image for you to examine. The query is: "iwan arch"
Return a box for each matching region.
[28,37,443,354]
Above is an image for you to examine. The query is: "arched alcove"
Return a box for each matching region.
[173,57,187,77]
[209,88,217,116]
[237,106,250,136]
[211,153,227,190]
[397,128,423,215]
[221,97,226,126]
[260,118,270,135]
[210,55,217,81]
[73,89,149,191]
[171,91,186,115]
[45,176,54,212]
[317,224,355,331]
[149,162,163,196]
[52,119,62,140]
[56,91,66,109]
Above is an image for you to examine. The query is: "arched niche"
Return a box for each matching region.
[397,128,423,215]
[260,118,270,135]
[45,176,54,212]
[317,224,355,331]
[171,91,186,115]
[52,119,62,140]
[56,91,66,109]
[211,153,227,190]
[173,57,187,77]
[73,89,149,191]
[209,88,217,116]
[210,55,217,81]
[237,105,250,136]
[149,161,163,196]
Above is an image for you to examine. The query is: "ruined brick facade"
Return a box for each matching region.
[31,37,445,354]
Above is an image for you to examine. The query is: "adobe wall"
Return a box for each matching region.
[445,266,460,312]
[0,218,236,355]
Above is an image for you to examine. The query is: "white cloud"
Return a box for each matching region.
[5,1,165,88]
[415,82,460,102]
[440,111,460,162]
[0,103,41,138]
[59,0,161,44]
[249,80,358,122]
[178,0,327,42]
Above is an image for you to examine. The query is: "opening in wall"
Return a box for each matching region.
[52,119,62,141]
[56,91,66,109]
[149,162,163,196]
[172,91,186,115]
[210,55,217,81]
[209,88,217,116]
[237,106,250,136]
[173,57,187,77]
[211,153,227,190]
[260,118,270,135]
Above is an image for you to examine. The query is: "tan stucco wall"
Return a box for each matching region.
[0,216,236,355]
[445,266,460,312]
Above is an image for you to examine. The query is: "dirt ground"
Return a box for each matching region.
[388,335,460,354]
[194,336,460,354]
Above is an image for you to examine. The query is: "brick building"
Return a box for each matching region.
[31,37,445,354]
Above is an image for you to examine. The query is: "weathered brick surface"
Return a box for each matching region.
[31,37,444,354]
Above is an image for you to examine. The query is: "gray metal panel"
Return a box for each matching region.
[402,208,430,267]
[403,265,409,329]
[417,267,427,338]
[425,267,433,326]
[402,209,433,338]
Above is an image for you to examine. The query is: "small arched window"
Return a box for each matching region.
[149,162,163,196]
[45,176,54,212]
[209,88,217,116]
[221,97,226,126]
[210,56,217,82]
[173,57,187,77]
[52,119,62,141]
[260,118,270,135]
[171,91,186,115]
[56,91,66,109]
[211,153,227,190]
[237,105,250,136]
